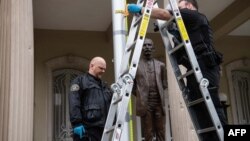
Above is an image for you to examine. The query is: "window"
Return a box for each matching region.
[53,69,83,141]
[232,71,250,124]
[226,59,250,124]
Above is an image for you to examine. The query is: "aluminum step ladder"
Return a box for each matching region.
[101,0,156,140]
[154,0,224,140]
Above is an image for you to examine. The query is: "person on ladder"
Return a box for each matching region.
[69,57,113,141]
[128,0,227,140]
[134,38,168,141]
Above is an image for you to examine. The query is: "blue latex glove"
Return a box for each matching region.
[73,125,85,139]
[128,4,142,14]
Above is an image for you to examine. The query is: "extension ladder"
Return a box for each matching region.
[101,0,155,140]
[154,0,224,140]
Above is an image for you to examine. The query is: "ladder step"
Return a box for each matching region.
[169,42,184,55]
[159,17,175,31]
[153,1,157,5]
[105,126,115,133]
[187,98,204,107]
[139,0,144,4]
[133,16,142,27]
[113,96,123,104]
[197,127,216,134]
[177,70,194,80]
[126,41,136,52]
[167,17,175,26]
[168,16,175,25]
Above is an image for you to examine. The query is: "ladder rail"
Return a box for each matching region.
[169,1,203,83]
[119,0,145,76]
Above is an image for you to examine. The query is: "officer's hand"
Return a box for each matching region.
[73,125,85,139]
[128,4,142,14]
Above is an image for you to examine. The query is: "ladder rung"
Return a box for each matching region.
[139,0,144,4]
[169,42,185,54]
[177,70,194,80]
[133,16,142,27]
[197,127,216,134]
[159,17,175,31]
[126,41,136,52]
[187,98,204,107]
[105,126,115,133]
[113,96,123,104]
[167,17,175,25]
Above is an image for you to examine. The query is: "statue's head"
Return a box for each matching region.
[142,38,154,59]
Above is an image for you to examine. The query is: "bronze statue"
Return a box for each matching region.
[134,38,167,141]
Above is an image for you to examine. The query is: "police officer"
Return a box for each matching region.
[128,0,227,140]
[69,56,112,141]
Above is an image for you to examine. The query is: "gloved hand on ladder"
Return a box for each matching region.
[127,4,142,14]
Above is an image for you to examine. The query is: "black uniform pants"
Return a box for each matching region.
[186,58,227,141]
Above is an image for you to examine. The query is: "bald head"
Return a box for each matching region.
[88,57,107,79]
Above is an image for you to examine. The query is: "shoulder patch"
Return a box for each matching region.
[70,84,80,92]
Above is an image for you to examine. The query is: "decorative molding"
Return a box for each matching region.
[46,55,89,71]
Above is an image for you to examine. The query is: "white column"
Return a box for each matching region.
[0,0,34,141]
[112,0,127,80]
[111,0,130,141]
